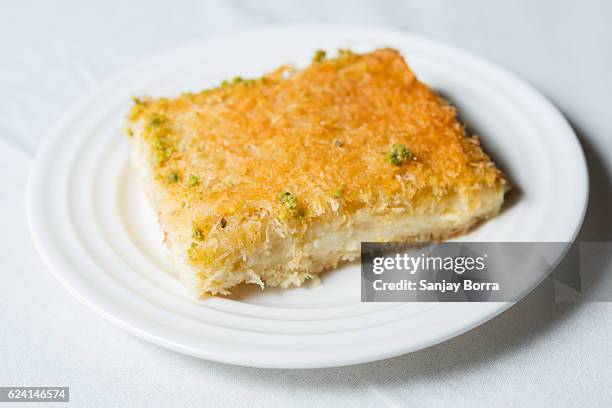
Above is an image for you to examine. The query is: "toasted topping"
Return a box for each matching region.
[126,48,507,260]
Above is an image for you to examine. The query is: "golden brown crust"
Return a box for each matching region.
[126,48,508,292]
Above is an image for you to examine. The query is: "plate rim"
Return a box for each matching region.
[27,24,589,368]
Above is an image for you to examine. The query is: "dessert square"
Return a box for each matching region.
[125,48,508,295]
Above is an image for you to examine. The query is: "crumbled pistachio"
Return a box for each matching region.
[220,79,229,87]
[279,191,305,217]
[187,242,198,259]
[192,225,206,241]
[338,48,354,57]
[187,242,214,265]
[131,96,145,105]
[167,171,179,183]
[148,112,166,127]
[334,183,345,198]
[386,143,414,166]
[188,242,208,263]
[219,218,227,229]
[126,128,134,137]
[313,49,327,63]
[128,96,148,120]
[280,191,297,210]
[158,147,173,165]
[229,76,256,87]
[143,117,174,166]
[188,174,199,187]
[151,136,174,165]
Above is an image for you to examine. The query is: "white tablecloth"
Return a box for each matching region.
[2,1,612,406]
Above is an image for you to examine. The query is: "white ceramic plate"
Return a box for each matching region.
[27,25,588,368]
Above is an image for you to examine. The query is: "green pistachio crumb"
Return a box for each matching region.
[279,191,305,217]
[220,79,229,87]
[313,49,327,62]
[338,48,354,57]
[187,242,199,260]
[229,76,256,87]
[167,171,179,183]
[386,143,414,166]
[148,113,166,127]
[131,96,145,105]
[334,184,345,198]
[143,113,174,166]
[128,97,148,120]
[153,141,174,165]
[188,174,199,187]
[192,225,206,241]
[280,191,298,210]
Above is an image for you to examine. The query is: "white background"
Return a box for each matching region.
[1,0,611,406]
